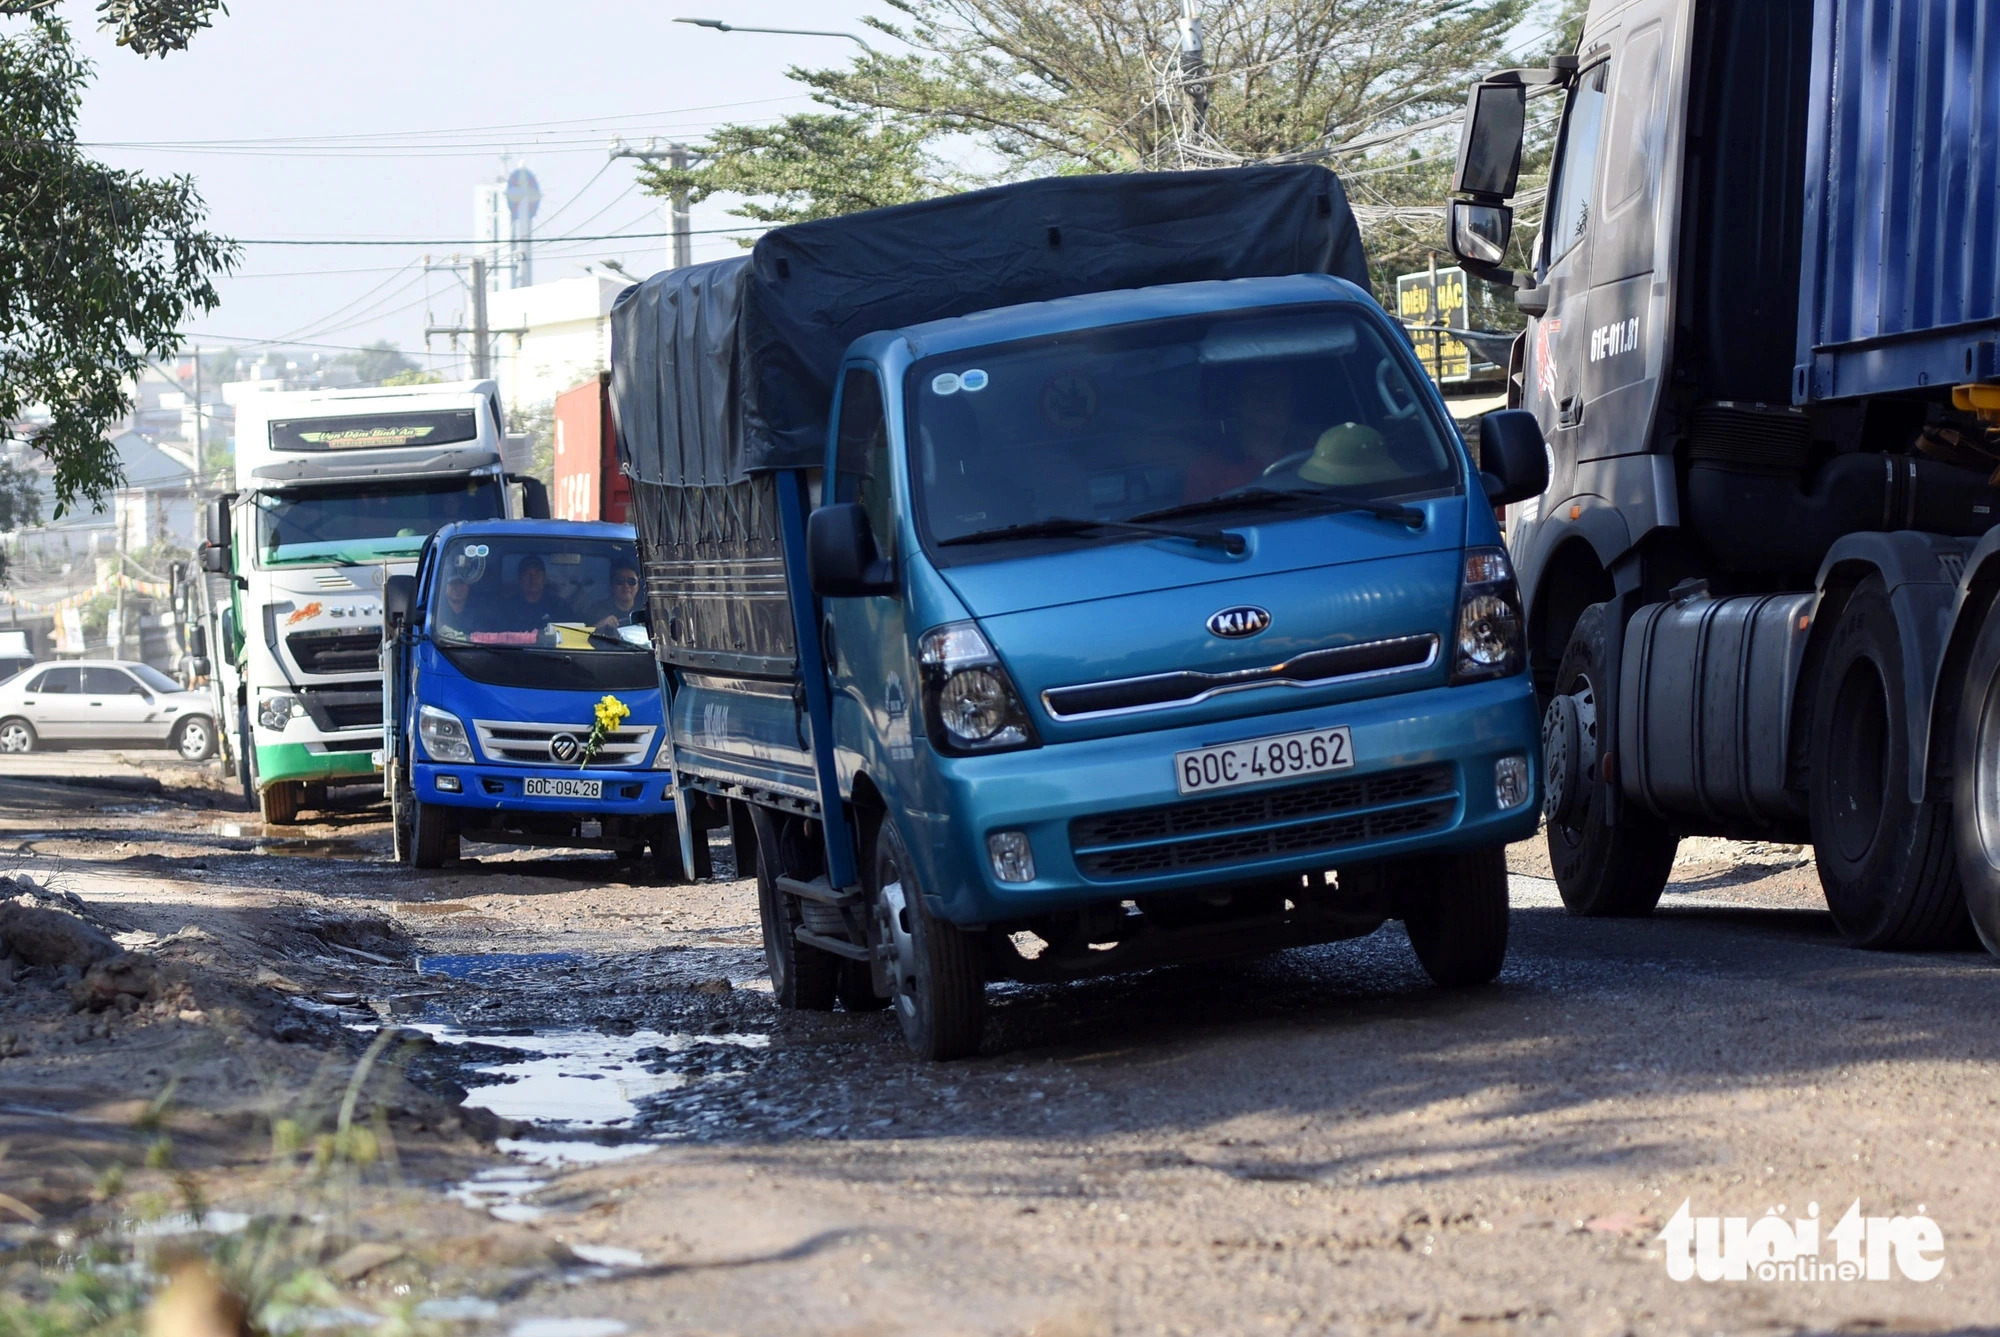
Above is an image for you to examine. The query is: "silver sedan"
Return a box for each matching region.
[0,660,216,759]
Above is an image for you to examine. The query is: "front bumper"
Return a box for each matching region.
[903,674,1540,924]
[254,738,381,785]
[411,759,676,817]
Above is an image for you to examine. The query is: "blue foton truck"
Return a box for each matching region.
[613,166,1551,1058]
[1444,0,2000,953]
[380,519,684,873]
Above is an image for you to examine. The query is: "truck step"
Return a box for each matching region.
[775,875,861,907]
[794,928,870,962]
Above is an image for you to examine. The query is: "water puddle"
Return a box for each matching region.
[567,1245,645,1269]
[449,1167,550,1223]
[509,1321,628,1337]
[497,1139,656,1168]
[128,1208,253,1237]
[252,838,374,859]
[404,1022,767,1129]
[415,953,583,982]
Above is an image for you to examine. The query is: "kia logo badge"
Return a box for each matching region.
[549,732,582,763]
[1207,606,1271,638]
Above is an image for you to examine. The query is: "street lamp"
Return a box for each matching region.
[672,17,874,51]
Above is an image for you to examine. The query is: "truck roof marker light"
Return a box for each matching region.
[1569,503,1581,520]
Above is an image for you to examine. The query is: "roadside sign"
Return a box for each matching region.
[1395,265,1504,385]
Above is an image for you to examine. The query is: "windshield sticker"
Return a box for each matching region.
[930,372,962,396]
[270,409,479,453]
[1040,373,1099,429]
[959,368,988,392]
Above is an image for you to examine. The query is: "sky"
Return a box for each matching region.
[55,0,894,372]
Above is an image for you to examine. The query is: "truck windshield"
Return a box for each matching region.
[429,535,656,692]
[255,477,506,567]
[906,306,1459,554]
[432,535,649,651]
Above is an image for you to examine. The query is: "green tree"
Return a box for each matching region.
[647,0,1528,296]
[0,12,235,514]
[641,114,950,232]
[0,458,42,531]
[381,367,443,387]
[336,339,421,386]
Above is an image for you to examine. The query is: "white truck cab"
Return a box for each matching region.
[198,379,542,824]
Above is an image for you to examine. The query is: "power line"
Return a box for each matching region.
[182,225,767,247]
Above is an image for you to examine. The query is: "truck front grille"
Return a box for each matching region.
[1068,764,1456,880]
[298,687,380,732]
[287,628,380,676]
[472,719,657,768]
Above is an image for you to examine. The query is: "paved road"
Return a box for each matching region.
[4,768,1996,1334]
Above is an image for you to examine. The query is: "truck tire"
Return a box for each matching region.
[407,793,458,869]
[871,817,984,1060]
[259,779,301,826]
[1393,844,1510,986]
[1952,596,2000,955]
[749,808,838,1011]
[1809,576,1968,948]
[1544,601,1678,915]
[838,959,888,1012]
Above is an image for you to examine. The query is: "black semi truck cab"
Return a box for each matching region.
[1443,0,2000,953]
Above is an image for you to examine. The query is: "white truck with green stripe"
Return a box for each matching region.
[197,380,543,824]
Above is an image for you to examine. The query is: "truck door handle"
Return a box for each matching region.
[1558,395,1584,428]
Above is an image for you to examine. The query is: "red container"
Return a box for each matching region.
[552,373,629,523]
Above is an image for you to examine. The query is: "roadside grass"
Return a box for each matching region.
[0,1030,449,1337]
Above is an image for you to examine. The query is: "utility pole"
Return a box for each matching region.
[1177,0,1209,144]
[610,138,693,270]
[425,255,526,382]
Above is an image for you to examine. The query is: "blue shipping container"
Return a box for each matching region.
[1796,0,2000,402]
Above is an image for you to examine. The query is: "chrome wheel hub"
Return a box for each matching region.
[874,874,919,1025]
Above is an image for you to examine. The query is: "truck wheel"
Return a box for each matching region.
[1393,844,1510,986]
[749,809,838,1011]
[259,779,301,826]
[837,959,888,1012]
[407,793,458,869]
[1810,576,1967,948]
[1544,601,1678,915]
[870,817,984,1060]
[1952,596,2000,956]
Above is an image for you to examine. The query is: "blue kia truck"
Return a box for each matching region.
[611,166,1550,1058]
[380,519,687,875]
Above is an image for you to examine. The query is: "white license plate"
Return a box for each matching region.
[1175,725,1353,796]
[524,776,601,800]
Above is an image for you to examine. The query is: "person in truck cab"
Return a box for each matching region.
[488,554,572,630]
[435,576,477,641]
[590,560,645,633]
[1183,364,1315,499]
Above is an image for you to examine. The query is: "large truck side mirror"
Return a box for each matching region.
[200,494,234,573]
[1451,83,1528,199]
[807,503,896,598]
[383,575,417,638]
[1449,61,1571,290]
[1478,410,1550,506]
[508,474,552,520]
[188,625,208,660]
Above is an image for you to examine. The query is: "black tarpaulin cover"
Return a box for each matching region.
[610,163,1369,488]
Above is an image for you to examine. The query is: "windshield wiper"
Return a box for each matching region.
[584,627,649,652]
[936,515,1246,554]
[1133,486,1425,530]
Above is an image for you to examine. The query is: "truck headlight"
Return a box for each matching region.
[918,622,1038,754]
[1450,547,1525,684]
[258,694,298,731]
[418,704,474,763]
